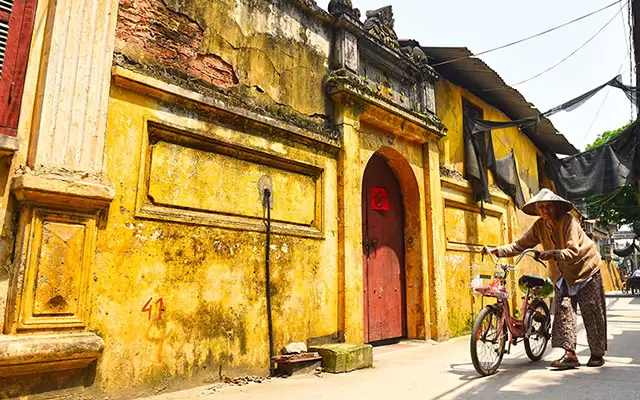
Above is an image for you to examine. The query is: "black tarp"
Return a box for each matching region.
[547,121,640,201]
[493,151,525,208]
[614,240,639,258]
[463,102,492,204]
[463,106,525,208]
[463,75,640,203]
[469,75,637,135]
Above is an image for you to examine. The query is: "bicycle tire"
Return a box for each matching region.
[524,299,550,361]
[470,305,507,376]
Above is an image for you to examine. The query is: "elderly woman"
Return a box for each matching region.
[489,189,607,368]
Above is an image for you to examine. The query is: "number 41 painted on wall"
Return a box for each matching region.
[142,297,164,321]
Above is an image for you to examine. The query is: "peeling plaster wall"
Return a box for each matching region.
[95,84,339,394]
[435,79,547,336]
[89,0,339,395]
[115,0,331,118]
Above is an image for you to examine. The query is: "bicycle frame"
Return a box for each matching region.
[480,248,546,350]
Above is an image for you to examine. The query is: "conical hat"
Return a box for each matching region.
[521,188,574,216]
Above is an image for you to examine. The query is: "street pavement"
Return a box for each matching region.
[147,294,640,400]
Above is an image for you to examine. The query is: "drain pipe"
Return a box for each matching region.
[264,188,275,374]
[259,175,275,375]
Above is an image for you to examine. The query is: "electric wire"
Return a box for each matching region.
[580,50,631,148]
[432,0,623,67]
[511,2,626,87]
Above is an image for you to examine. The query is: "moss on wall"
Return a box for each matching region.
[93,83,339,394]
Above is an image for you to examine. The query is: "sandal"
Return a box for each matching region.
[587,355,605,367]
[550,354,580,369]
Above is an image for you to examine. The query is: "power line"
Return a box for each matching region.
[432,0,622,67]
[580,50,631,148]
[511,2,626,87]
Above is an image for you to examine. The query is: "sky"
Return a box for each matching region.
[316,0,634,151]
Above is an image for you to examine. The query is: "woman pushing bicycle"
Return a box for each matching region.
[487,188,607,369]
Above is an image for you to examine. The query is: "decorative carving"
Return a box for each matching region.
[343,31,359,71]
[328,0,361,20]
[363,6,399,51]
[12,209,98,331]
[401,46,428,67]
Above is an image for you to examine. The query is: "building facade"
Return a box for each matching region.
[0,0,574,397]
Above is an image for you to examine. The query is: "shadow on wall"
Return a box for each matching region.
[0,362,98,399]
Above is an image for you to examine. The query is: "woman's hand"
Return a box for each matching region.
[482,246,499,256]
[539,250,557,261]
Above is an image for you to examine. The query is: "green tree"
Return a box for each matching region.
[585,120,635,150]
[584,120,640,237]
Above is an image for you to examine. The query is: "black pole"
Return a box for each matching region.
[264,189,275,375]
[633,0,640,115]
[632,0,640,196]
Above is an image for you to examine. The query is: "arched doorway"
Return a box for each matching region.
[362,153,406,343]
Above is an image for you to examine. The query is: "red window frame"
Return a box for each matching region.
[0,0,38,136]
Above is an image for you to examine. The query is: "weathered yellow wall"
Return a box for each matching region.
[115,0,330,119]
[92,79,338,393]
[436,79,547,336]
[436,79,541,194]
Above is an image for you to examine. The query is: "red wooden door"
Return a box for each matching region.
[362,154,406,343]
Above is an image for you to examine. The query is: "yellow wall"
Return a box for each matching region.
[87,0,339,391]
[436,79,541,194]
[92,82,339,392]
[115,0,330,119]
[436,79,546,336]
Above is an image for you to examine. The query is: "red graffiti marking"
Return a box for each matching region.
[142,297,153,320]
[155,298,164,321]
[141,296,185,363]
[142,297,164,321]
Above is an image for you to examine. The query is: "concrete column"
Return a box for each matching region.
[336,100,363,344]
[423,141,449,340]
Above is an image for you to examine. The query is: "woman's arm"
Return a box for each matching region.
[492,222,541,257]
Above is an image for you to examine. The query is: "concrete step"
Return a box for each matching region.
[309,343,373,373]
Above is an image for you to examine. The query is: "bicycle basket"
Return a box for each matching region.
[471,263,510,298]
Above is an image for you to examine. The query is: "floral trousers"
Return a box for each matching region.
[551,270,607,357]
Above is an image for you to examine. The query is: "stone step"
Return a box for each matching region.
[308,343,373,373]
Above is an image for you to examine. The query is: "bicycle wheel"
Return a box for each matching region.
[471,306,507,376]
[524,299,550,361]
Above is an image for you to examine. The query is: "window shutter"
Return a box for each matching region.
[0,0,37,137]
[0,2,12,75]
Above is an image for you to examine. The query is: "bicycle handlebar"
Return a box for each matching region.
[481,246,546,268]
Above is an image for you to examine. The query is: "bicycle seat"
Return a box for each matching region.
[519,275,546,289]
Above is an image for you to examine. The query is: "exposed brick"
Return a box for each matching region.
[115,0,238,89]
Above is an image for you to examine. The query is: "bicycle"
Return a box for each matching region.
[470,247,554,376]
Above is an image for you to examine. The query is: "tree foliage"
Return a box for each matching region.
[584,120,639,237]
[585,120,635,150]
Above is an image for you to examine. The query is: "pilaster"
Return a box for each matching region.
[424,141,449,340]
[1,0,118,377]
[336,100,364,344]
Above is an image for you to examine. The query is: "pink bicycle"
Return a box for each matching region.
[470,247,553,376]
